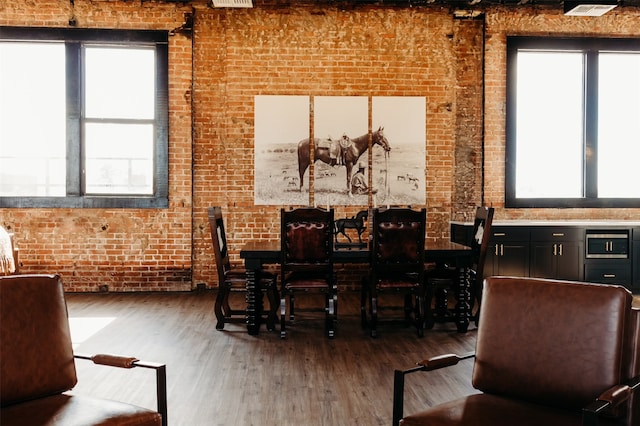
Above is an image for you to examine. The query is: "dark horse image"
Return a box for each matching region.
[334,210,368,245]
[297,126,391,196]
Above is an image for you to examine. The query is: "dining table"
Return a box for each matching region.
[240,239,475,335]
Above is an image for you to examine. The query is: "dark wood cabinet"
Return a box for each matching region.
[633,227,639,292]
[485,227,530,278]
[530,227,583,281]
[584,229,631,287]
[451,221,639,293]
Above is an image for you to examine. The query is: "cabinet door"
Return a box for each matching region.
[487,242,530,277]
[554,241,583,281]
[531,241,583,281]
[530,243,555,278]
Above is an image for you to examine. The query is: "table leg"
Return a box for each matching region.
[454,264,470,333]
[244,259,263,335]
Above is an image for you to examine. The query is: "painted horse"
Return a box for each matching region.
[297,126,391,196]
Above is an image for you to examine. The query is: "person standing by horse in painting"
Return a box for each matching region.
[351,162,368,195]
[329,133,352,166]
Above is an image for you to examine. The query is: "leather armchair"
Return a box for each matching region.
[393,276,639,426]
[0,274,167,426]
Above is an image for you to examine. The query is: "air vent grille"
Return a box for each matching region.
[564,1,617,15]
[211,0,253,7]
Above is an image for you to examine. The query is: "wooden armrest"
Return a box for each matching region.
[74,353,168,426]
[597,384,631,406]
[392,352,475,426]
[417,352,474,371]
[582,375,640,426]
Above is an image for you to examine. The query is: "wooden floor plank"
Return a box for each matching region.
[65,291,478,426]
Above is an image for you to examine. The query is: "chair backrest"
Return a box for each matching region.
[0,274,78,406]
[625,306,640,424]
[474,276,633,412]
[470,206,494,284]
[0,226,17,275]
[207,206,232,285]
[370,208,426,276]
[281,208,334,273]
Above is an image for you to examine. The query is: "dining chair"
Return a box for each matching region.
[393,276,639,426]
[280,207,336,339]
[0,226,18,275]
[425,206,494,327]
[207,207,278,331]
[362,207,427,338]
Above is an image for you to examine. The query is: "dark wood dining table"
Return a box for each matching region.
[240,240,474,335]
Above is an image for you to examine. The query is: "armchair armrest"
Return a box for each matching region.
[582,374,640,426]
[392,352,474,426]
[74,353,168,426]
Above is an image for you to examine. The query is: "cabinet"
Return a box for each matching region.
[633,227,639,292]
[530,227,583,281]
[450,222,639,293]
[485,227,530,278]
[585,262,632,286]
[584,229,631,287]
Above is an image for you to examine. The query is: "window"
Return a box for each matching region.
[506,37,640,208]
[0,27,168,208]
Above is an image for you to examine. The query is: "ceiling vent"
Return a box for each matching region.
[211,0,253,7]
[564,0,617,16]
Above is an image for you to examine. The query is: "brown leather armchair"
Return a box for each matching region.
[393,276,639,426]
[0,274,167,426]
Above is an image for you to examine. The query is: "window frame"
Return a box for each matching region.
[505,36,640,209]
[0,27,169,209]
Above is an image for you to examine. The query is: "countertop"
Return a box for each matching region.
[451,220,640,227]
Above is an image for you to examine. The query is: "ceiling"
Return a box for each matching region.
[171,0,640,12]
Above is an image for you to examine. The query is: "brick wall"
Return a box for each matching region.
[1,0,639,291]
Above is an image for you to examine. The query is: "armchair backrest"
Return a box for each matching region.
[370,208,426,276]
[625,306,640,424]
[207,206,232,285]
[0,274,78,406]
[281,208,334,272]
[473,276,633,412]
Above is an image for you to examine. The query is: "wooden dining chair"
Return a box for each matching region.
[425,206,494,327]
[207,207,278,331]
[362,207,427,338]
[0,226,18,275]
[280,207,336,339]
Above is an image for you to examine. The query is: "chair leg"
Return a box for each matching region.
[404,294,413,322]
[416,294,424,338]
[280,295,287,339]
[289,293,295,321]
[265,284,278,332]
[326,292,335,339]
[424,283,435,330]
[360,277,368,328]
[370,295,378,338]
[214,285,229,330]
[222,292,233,318]
[435,286,450,320]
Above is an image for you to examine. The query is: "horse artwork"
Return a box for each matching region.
[334,210,368,248]
[297,126,391,197]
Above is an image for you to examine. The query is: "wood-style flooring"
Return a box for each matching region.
[65,291,478,426]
